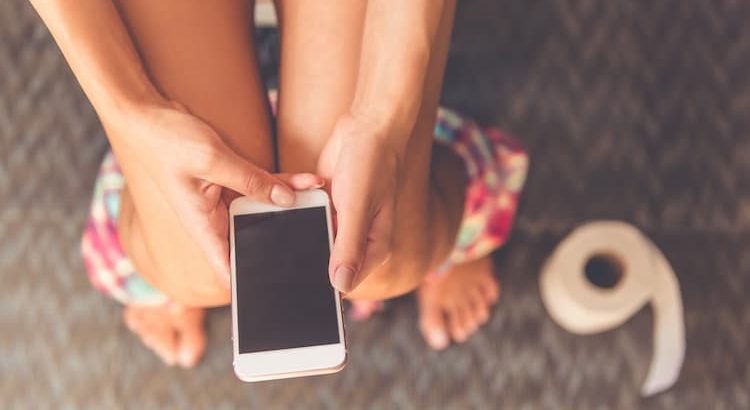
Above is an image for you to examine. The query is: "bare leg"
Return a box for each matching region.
[275,1,500,348]
[107,0,274,365]
[276,0,460,298]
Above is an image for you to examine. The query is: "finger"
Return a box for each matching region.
[276,173,325,191]
[206,144,296,207]
[331,195,394,293]
[221,186,242,204]
[355,204,394,286]
[198,227,231,288]
[329,200,372,293]
[177,191,232,287]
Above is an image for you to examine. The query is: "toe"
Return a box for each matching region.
[175,311,207,368]
[470,288,491,325]
[140,325,178,366]
[449,305,471,343]
[124,308,142,333]
[419,305,450,350]
[124,305,179,366]
[462,302,481,337]
[480,276,501,304]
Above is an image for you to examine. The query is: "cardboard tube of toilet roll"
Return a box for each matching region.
[539,221,685,396]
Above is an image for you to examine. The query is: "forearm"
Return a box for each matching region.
[29,0,163,123]
[351,0,447,152]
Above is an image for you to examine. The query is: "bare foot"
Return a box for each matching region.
[417,256,500,350]
[123,304,207,368]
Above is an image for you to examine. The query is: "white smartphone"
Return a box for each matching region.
[229,189,347,382]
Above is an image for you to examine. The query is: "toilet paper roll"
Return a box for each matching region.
[539,221,685,396]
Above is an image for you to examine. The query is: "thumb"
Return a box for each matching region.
[205,143,296,207]
[329,203,371,293]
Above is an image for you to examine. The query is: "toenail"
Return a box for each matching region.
[178,347,196,368]
[161,353,176,366]
[429,330,449,349]
[154,348,176,366]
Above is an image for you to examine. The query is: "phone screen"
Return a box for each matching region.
[234,206,339,354]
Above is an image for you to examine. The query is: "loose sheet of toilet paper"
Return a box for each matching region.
[539,221,685,396]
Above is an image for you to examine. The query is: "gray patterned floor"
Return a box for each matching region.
[2,0,749,409]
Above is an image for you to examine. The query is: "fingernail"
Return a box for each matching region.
[303,174,325,189]
[270,185,294,207]
[333,266,355,292]
[178,347,196,368]
[429,330,449,350]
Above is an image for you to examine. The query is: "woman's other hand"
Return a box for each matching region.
[318,113,403,294]
[111,101,323,290]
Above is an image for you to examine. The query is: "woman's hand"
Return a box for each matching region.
[318,113,403,293]
[314,0,447,297]
[110,101,323,289]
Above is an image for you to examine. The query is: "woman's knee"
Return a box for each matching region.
[348,246,432,300]
[118,189,230,307]
[347,197,441,300]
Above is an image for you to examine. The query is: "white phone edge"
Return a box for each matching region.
[229,189,347,382]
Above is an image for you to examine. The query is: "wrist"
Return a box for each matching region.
[349,46,429,154]
[96,80,168,127]
[95,85,177,155]
[350,50,428,125]
[345,108,412,162]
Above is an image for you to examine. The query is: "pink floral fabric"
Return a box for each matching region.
[433,108,528,273]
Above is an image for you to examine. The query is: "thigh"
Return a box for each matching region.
[114,0,272,165]
[276,0,457,298]
[274,0,367,172]
[108,0,273,306]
